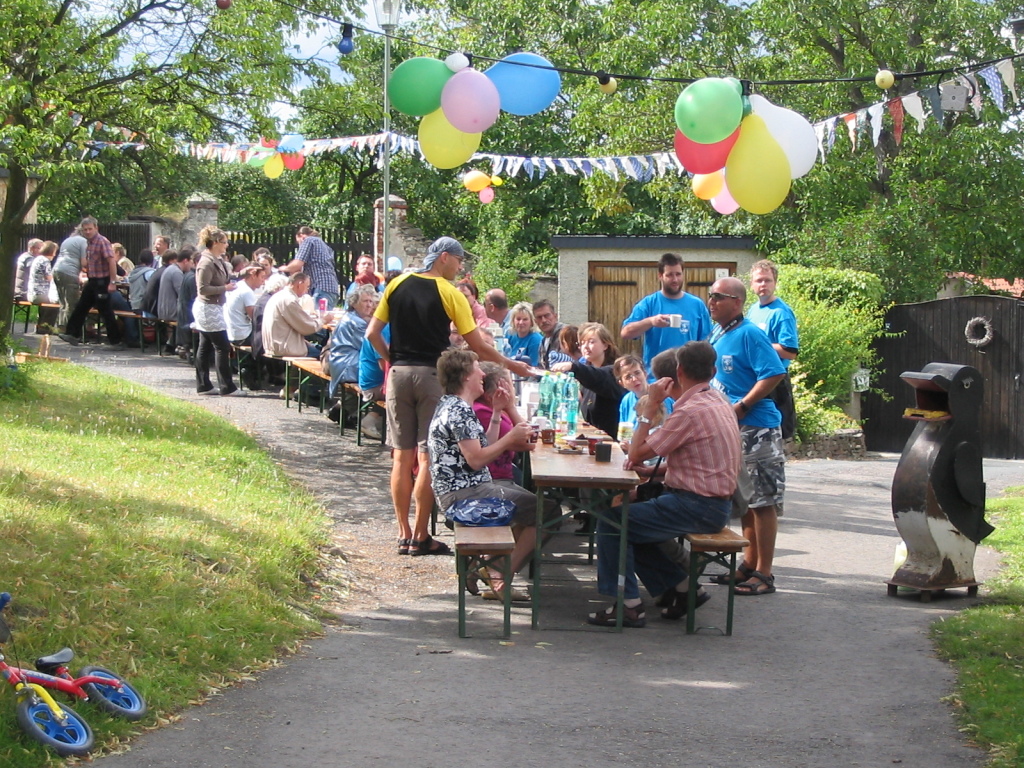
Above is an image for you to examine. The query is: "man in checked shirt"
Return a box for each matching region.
[281,226,340,311]
[58,216,125,349]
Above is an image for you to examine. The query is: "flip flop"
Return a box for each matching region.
[734,570,776,596]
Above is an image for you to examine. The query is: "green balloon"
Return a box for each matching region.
[674,78,744,145]
[725,77,743,95]
[388,57,453,117]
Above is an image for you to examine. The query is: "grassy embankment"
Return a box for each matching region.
[0,360,337,766]
[933,487,1024,768]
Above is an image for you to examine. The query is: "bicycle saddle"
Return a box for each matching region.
[34,647,74,674]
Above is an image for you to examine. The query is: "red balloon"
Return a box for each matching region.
[673,127,740,174]
[281,152,305,171]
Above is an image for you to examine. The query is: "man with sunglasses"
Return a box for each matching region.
[707,276,786,597]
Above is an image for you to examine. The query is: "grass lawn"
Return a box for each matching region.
[0,359,336,765]
[932,487,1024,768]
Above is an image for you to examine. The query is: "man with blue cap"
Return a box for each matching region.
[367,237,532,558]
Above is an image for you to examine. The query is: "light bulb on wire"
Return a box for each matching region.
[337,23,354,55]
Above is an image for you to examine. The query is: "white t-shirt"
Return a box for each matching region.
[223,282,256,342]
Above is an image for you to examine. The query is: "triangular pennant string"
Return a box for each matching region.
[888,99,905,145]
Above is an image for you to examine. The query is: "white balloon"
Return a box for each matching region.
[749,94,817,179]
[445,52,470,72]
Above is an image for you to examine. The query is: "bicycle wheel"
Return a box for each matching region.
[15,695,95,757]
[78,665,148,720]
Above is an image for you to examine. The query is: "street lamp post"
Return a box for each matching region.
[373,0,402,274]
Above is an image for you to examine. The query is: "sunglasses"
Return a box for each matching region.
[708,292,739,301]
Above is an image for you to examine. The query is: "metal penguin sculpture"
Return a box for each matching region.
[889,362,993,600]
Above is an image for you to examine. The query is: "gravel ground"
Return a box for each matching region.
[17,332,1022,768]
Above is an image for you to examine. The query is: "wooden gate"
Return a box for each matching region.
[862,296,1024,459]
[588,261,732,358]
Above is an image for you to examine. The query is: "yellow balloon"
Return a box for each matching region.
[463,170,491,192]
[691,171,724,200]
[419,109,481,170]
[875,69,895,90]
[490,176,503,186]
[724,114,791,214]
[263,153,284,179]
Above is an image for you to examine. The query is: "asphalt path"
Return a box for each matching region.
[19,333,1022,768]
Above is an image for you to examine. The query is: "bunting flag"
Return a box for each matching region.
[978,66,1005,111]
[997,59,1017,103]
[962,73,983,117]
[902,93,927,132]
[843,113,858,151]
[868,103,885,147]
[923,86,944,124]
[888,98,905,145]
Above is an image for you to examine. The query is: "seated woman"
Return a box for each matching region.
[473,363,527,486]
[551,322,626,439]
[27,240,58,333]
[328,284,378,403]
[506,302,542,367]
[428,348,539,602]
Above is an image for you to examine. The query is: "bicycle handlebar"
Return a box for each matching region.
[0,592,10,612]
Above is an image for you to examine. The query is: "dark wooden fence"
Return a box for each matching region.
[20,222,152,262]
[223,226,373,289]
[862,296,1024,459]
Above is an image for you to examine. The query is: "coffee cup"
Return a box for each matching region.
[595,442,613,462]
[668,314,682,328]
[587,437,603,455]
[540,428,556,445]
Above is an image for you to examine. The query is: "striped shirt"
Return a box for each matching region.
[646,384,741,499]
[83,233,115,279]
[296,236,339,297]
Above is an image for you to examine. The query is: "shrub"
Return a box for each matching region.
[790,370,857,442]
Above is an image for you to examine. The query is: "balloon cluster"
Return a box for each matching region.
[245,134,305,178]
[462,170,503,203]
[389,52,561,169]
[673,78,815,215]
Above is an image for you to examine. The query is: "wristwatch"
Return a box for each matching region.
[637,414,652,425]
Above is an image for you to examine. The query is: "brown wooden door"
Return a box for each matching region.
[863,296,1024,459]
[587,261,734,358]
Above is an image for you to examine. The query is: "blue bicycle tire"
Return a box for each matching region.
[78,665,148,721]
[15,695,95,757]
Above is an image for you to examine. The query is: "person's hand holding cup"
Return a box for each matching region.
[510,421,536,451]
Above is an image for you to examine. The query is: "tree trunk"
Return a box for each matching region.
[0,164,30,337]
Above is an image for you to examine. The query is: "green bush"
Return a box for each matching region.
[790,371,856,442]
[778,264,885,312]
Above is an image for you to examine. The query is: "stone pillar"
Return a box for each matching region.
[181,198,219,250]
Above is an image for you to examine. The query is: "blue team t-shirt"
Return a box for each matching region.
[507,331,542,366]
[621,291,712,377]
[358,324,390,391]
[618,390,675,428]
[746,297,799,370]
[710,319,786,428]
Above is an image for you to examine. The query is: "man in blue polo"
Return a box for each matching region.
[621,252,711,379]
[746,259,799,440]
[708,276,786,597]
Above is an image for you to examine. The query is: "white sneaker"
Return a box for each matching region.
[360,412,384,440]
[224,389,249,397]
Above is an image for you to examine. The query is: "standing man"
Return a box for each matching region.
[58,217,124,349]
[282,226,340,309]
[366,236,531,559]
[484,288,511,333]
[52,230,87,331]
[532,299,564,370]
[707,276,786,597]
[746,260,799,440]
[621,252,712,378]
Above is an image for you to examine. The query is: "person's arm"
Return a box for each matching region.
[366,316,390,364]
[772,343,798,360]
[463,327,532,378]
[458,421,534,471]
[280,258,305,274]
[735,374,786,418]
[621,314,669,340]
[626,377,674,465]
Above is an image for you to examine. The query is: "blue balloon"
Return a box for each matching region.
[484,53,561,116]
[278,134,305,153]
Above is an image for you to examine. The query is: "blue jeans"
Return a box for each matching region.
[311,289,339,311]
[596,490,730,600]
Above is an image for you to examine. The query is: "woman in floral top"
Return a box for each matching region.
[427,348,538,601]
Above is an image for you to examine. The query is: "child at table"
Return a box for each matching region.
[614,354,674,432]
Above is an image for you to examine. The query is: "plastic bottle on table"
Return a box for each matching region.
[538,372,553,420]
[564,375,580,435]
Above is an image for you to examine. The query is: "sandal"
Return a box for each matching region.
[586,603,646,628]
[660,587,711,620]
[397,538,411,556]
[734,570,776,596]
[409,536,453,557]
[709,561,753,586]
[482,587,530,602]
[464,567,487,596]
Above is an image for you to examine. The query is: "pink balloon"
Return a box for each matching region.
[441,69,501,133]
[711,182,740,215]
[674,127,739,174]
[478,187,495,204]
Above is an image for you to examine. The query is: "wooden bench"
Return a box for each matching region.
[339,382,387,446]
[12,301,59,333]
[684,527,750,636]
[454,524,516,639]
[286,358,330,416]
